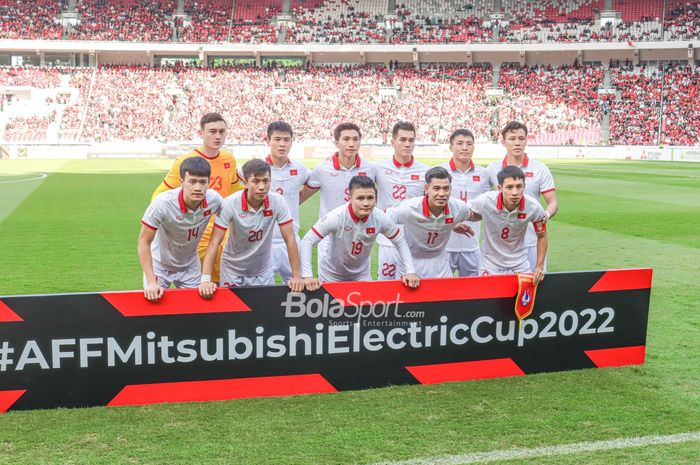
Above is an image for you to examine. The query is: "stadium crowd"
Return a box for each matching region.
[2,62,699,146]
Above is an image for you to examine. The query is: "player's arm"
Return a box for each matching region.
[229,169,244,195]
[137,225,163,302]
[452,202,476,236]
[541,189,558,222]
[199,225,227,299]
[279,221,304,292]
[533,220,548,285]
[465,194,485,222]
[299,184,319,204]
[299,225,324,291]
[151,158,182,201]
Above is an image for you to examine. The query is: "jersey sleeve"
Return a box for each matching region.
[275,196,293,226]
[384,202,409,224]
[151,157,184,201]
[305,164,323,189]
[453,199,472,223]
[141,199,164,231]
[310,209,340,239]
[539,164,556,194]
[299,164,311,185]
[214,198,235,231]
[466,193,487,216]
[530,202,547,234]
[376,209,401,241]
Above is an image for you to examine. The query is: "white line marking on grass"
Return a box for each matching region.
[372,431,700,465]
[0,173,47,183]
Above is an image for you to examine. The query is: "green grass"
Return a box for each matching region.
[0,158,699,464]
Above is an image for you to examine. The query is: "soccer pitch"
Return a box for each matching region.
[0,158,698,464]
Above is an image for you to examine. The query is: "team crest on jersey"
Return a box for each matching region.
[366,227,376,234]
[445,218,454,224]
[410,174,420,180]
[263,210,273,217]
[526,172,534,177]
[517,213,526,219]
[224,162,230,169]
[290,169,298,176]
[472,175,480,181]
[358,172,366,177]
[203,210,211,217]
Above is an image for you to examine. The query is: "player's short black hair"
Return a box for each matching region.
[497,166,526,185]
[348,175,377,195]
[449,128,475,145]
[425,166,452,184]
[334,122,362,142]
[241,159,271,181]
[200,112,226,129]
[180,156,211,179]
[501,121,528,139]
[391,121,416,139]
[267,121,293,139]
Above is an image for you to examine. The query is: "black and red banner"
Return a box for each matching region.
[0,269,652,412]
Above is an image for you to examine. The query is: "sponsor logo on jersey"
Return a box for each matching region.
[176,215,184,221]
[330,172,339,177]
[239,213,247,218]
[344,226,353,231]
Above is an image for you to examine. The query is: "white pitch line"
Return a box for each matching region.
[0,172,48,184]
[372,431,700,465]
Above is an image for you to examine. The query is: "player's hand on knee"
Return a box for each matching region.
[304,277,320,291]
[199,281,217,300]
[452,223,475,237]
[533,267,545,285]
[402,273,420,289]
[144,282,163,302]
[287,277,305,293]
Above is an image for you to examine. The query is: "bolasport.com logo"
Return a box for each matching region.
[281,292,425,326]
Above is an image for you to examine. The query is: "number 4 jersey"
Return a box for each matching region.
[141,188,223,271]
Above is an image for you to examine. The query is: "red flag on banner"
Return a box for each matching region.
[515,273,539,320]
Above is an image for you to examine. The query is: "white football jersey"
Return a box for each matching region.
[266,155,310,241]
[467,191,546,271]
[375,156,429,247]
[215,190,293,277]
[305,153,377,218]
[386,196,471,260]
[440,159,492,252]
[487,154,555,247]
[300,203,415,282]
[142,188,223,271]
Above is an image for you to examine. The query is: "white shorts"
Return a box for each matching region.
[525,244,548,273]
[220,267,275,287]
[318,269,372,284]
[377,245,406,281]
[146,261,201,289]
[448,250,480,277]
[271,239,297,283]
[414,254,452,279]
[479,258,531,277]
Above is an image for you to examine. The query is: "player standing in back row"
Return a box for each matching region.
[264,121,310,283]
[151,112,243,283]
[375,121,429,280]
[487,121,558,272]
[440,128,492,276]
[300,123,376,270]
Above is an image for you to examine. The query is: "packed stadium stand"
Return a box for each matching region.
[0,0,66,40]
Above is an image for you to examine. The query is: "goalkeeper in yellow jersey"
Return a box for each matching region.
[152,112,243,282]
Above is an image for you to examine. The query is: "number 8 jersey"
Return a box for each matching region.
[467,191,546,271]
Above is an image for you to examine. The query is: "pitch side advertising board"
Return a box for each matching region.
[0,269,651,412]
